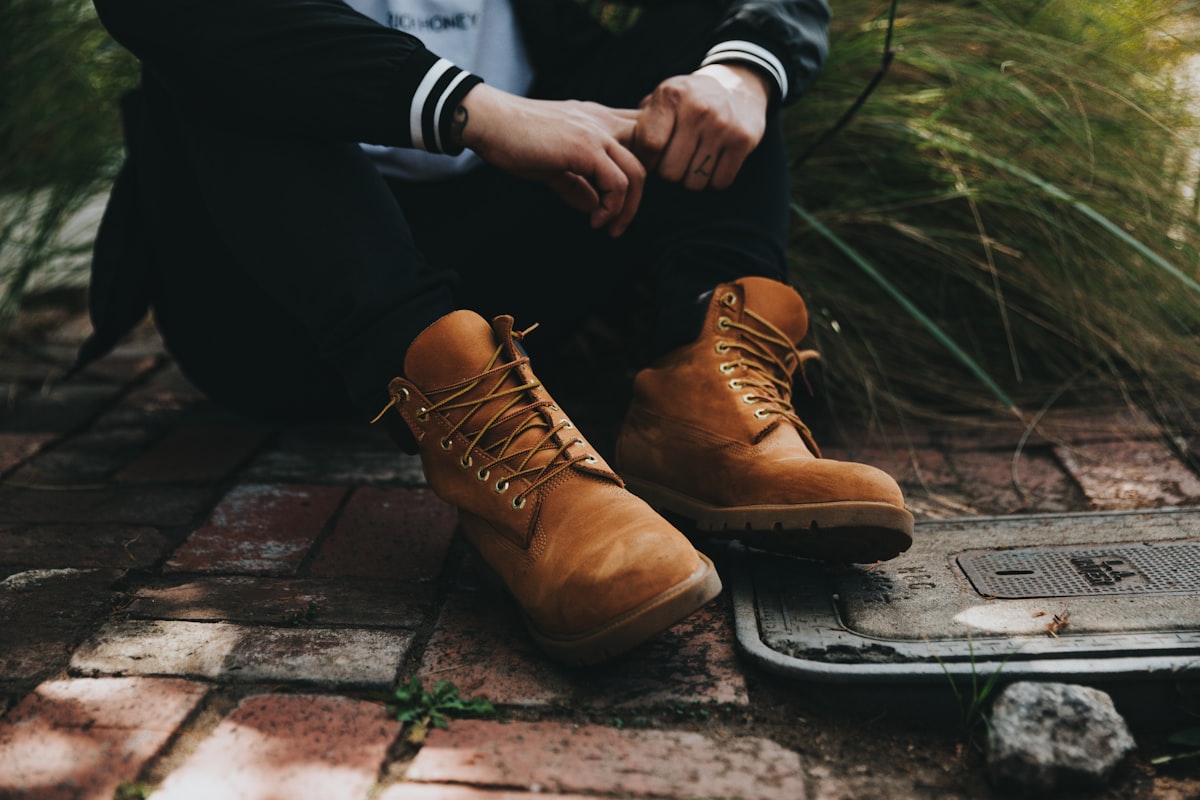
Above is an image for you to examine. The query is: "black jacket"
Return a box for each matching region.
[74,0,830,373]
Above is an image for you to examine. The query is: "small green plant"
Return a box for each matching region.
[932,639,1016,747]
[388,676,496,745]
[1151,682,1200,766]
[277,600,320,627]
[112,781,153,800]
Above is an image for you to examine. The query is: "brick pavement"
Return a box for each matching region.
[2,318,1200,799]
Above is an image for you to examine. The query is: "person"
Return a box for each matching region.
[80,0,913,666]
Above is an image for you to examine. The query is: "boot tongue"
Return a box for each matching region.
[737,277,809,345]
[403,310,499,390]
[403,310,565,467]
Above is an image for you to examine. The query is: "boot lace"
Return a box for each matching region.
[716,303,823,456]
[373,325,595,507]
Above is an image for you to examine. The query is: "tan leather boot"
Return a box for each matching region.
[615,277,913,563]
[374,310,721,665]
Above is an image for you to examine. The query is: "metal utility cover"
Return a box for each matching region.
[731,508,1200,683]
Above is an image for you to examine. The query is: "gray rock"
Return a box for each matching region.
[987,681,1136,795]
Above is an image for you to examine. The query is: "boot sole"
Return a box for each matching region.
[624,477,914,564]
[472,548,723,666]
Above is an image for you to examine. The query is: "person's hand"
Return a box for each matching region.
[458,84,645,237]
[633,63,771,191]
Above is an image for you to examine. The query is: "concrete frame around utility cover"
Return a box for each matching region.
[731,508,1200,683]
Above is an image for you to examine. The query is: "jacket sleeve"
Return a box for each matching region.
[91,0,482,151]
[700,0,830,104]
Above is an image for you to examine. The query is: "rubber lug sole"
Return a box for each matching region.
[624,476,914,564]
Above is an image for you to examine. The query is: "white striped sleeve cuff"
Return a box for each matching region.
[409,58,483,155]
[700,40,789,101]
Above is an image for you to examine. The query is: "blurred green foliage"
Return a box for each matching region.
[786,0,1200,429]
[0,0,138,323]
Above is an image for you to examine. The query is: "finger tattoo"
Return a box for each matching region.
[694,154,713,177]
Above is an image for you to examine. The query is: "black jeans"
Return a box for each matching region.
[105,2,791,422]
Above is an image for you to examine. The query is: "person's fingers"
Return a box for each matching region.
[683,146,720,191]
[655,124,702,184]
[578,150,632,233]
[605,142,645,237]
[710,126,758,189]
[631,99,676,171]
[545,172,599,213]
[609,108,641,125]
[709,151,741,190]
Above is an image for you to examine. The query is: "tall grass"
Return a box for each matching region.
[787,0,1200,432]
[0,0,137,327]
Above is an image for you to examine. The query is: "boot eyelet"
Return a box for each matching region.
[511,495,527,510]
[717,316,731,330]
[560,419,574,430]
[743,394,759,405]
[397,387,411,402]
[715,341,730,354]
[440,437,453,451]
[722,292,737,306]
[729,379,744,389]
[584,455,598,464]
[754,408,771,419]
[459,454,473,468]
[494,479,510,494]
[416,408,429,422]
[477,468,490,481]
[719,362,735,375]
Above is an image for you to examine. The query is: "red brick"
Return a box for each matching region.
[115,425,271,483]
[0,385,121,435]
[819,445,951,488]
[1036,407,1160,444]
[0,568,125,684]
[1055,439,1200,510]
[152,694,400,800]
[70,620,414,688]
[74,347,162,385]
[951,448,1087,515]
[166,483,347,575]
[309,487,457,580]
[0,486,214,526]
[0,353,65,384]
[820,445,969,520]
[406,720,806,800]
[15,339,164,386]
[417,590,746,708]
[5,427,157,486]
[379,786,593,800]
[0,433,53,475]
[0,525,169,569]
[126,576,432,628]
[245,422,426,485]
[120,364,207,408]
[0,677,208,800]
[92,365,208,429]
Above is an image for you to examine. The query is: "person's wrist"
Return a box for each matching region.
[695,62,773,106]
[456,83,509,153]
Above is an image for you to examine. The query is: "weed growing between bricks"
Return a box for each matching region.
[388,676,496,744]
